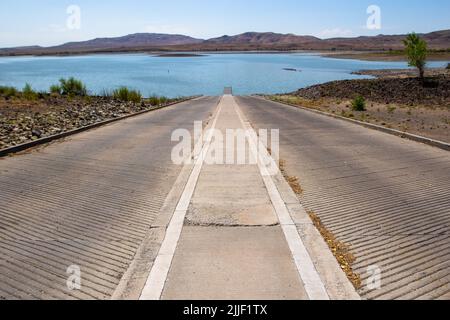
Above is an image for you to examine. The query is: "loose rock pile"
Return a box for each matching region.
[0,96,180,149]
[292,75,450,107]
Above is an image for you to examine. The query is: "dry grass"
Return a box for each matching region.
[279,157,361,288]
[269,95,323,109]
[279,159,303,195]
[308,211,361,289]
[277,158,361,289]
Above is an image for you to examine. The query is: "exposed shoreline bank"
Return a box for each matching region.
[0,49,449,62]
[353,67,450,78]
[0,93,188,150]
[321,51,450,62]
[268,68,450,143]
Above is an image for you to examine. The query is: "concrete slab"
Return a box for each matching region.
[186,164,278,226]
[161,227,308,300]
[158,95,313,300]
[144,95,350,300]
[236,95,450,300]
[185,98,279,227]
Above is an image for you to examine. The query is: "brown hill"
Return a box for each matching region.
[205,32,320,45]
[1,30,449,56]
[322,30,450,50]
[169,30,450,51]
[54,33,203,50]
[0,33,203,55]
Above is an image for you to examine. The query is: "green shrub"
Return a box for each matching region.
[0,86,18,98]
[159,96,168,104]
[23,83,38,100]
[112,87,142,103]
[126,90,142,103]
[59,77,87,96]
[148,95,169,106]
[50,84,62,95]
[351,95,366,111]
[148,96,159,106]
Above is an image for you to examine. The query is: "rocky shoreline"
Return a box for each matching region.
[321,51,450,62]
[352,67,450,79]
[0,95,186,150]
[291,71,450,107]
[269,68,450,143]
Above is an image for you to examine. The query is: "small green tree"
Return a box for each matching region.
[403,33,427,82]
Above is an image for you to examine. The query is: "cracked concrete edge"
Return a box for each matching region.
[255,95,450,152]
[111,97,221,300]
[238,104,361,301]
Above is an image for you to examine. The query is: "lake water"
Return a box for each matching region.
[0,53,446,97]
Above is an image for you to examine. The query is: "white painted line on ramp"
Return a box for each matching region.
[234,97,330,300]
[139,97,224,300]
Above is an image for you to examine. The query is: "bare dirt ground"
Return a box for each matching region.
[322,51,450,62]
[354,67,450,78]
[268,68,450,143]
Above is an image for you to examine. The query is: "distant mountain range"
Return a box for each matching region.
[53,33,203,50]
[1,30,449,56]
[205,32,320,45]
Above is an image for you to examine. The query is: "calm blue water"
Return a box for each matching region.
[0,53,446,97]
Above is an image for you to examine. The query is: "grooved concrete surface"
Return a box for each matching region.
[0,97,218,300]
[236,96,450,300]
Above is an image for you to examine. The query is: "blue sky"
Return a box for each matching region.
[0,0,449,47]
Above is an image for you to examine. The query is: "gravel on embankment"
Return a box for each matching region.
[291,74,450,107]
[269,68,450,143]
[0,95,185,149]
